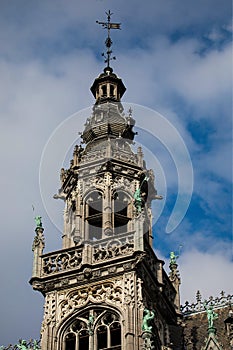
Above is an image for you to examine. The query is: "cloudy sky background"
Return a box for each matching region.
[0,0,232,345]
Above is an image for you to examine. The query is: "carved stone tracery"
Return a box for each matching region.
[137,277,144,309]
[59,281,123,321]
[42,249,82,275]
[93,235,134,262]
[41,292,56,334]
[124,272,135,306]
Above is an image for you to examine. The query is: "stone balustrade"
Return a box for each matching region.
[93,231,135,262]
[39,231,136,277]
[41,247,83,276]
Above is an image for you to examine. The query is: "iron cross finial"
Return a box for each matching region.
[96,10,121,68]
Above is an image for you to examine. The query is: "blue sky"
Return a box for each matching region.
[0,0,232,346]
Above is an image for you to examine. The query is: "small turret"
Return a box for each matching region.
[31,216,45,280]
[90,66,126,106]
[169,251,181,314]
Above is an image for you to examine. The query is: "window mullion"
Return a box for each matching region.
[76,333,78,350]
[107,326,111,348]
[89,330,94,350]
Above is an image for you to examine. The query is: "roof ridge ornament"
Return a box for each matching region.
[181,291,233,316]
[96,10,121,69]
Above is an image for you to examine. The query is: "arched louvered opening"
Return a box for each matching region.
[113,191,130,235]
[101,84,107,97]
[110,84,115,98]
[86,191,103,241]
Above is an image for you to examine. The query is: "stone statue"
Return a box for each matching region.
[32,340,40,350]
[0,340,40,350]
[142,309,155,332]
[88,314,95,335]
[205,304,218,328]
[169,251,178,265]
[60,168,66,183]
[34,216,42,228]
[16,340,28,350]
[32,232,43,251]
[134,188,142,213]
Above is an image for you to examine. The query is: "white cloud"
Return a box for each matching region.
[197,141,232,183]
[179,250,233,303]
[155,247,233,304]
[0,0,231,345]
[170,44,231,104]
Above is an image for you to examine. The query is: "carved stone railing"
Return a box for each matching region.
[181,290,233,316]
[93,231,135,262]
[40,232,136,277]
[41,247,82,276]
[37,231,139,278]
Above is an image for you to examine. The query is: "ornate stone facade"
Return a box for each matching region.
[29,16,232,349]
[30,58,182,349]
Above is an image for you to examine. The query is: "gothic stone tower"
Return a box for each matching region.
[30,17,182,350]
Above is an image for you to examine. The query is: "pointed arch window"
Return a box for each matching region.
[79,329,89,350]
[97,325,107,349]
[65,333,76,350]
[97,312,121,349]
[110,322,121,347]
[62,308,121,350]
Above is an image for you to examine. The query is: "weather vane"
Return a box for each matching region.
[96,10,121,68]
